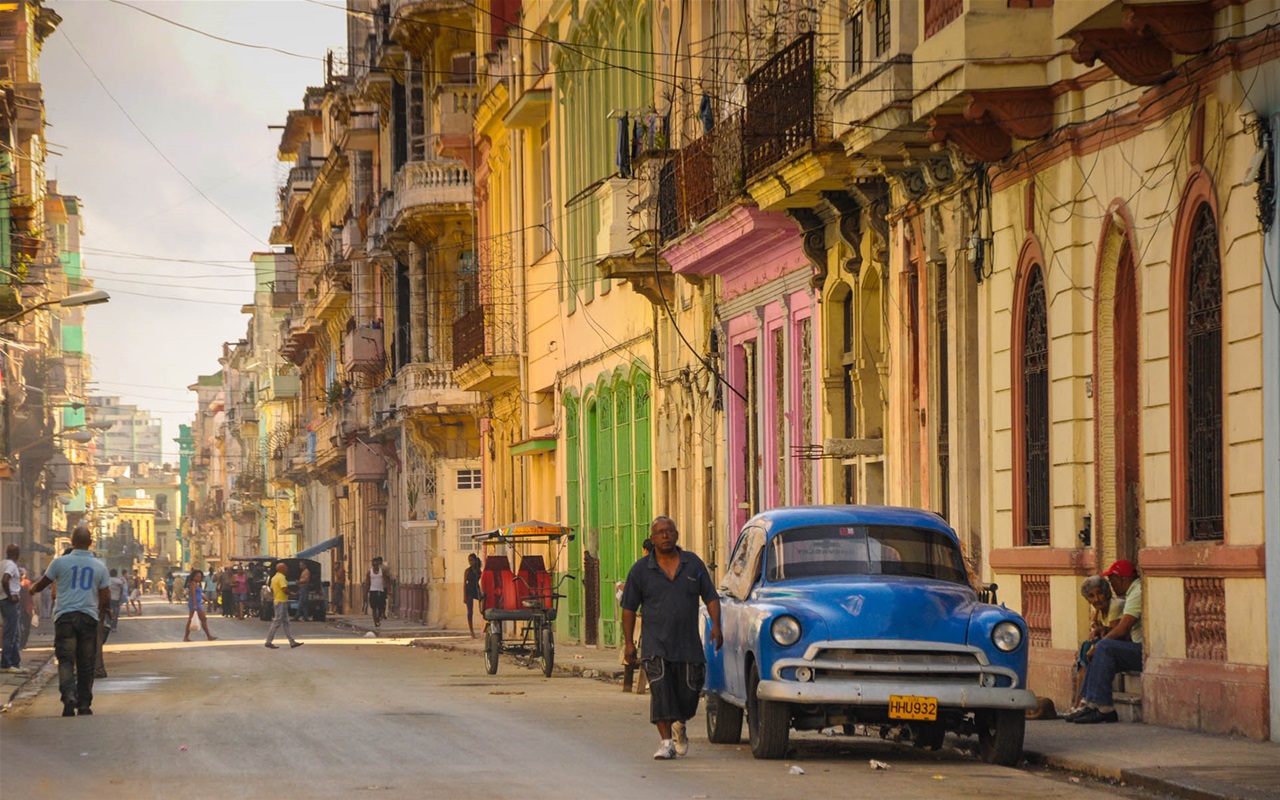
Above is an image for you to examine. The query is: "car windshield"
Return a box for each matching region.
[766,524,969,586]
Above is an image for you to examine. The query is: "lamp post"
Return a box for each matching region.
[0,289,110,326]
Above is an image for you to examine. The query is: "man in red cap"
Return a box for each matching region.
[1070,559,1143,724]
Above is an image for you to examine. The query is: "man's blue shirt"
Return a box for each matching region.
[45,550,109,621]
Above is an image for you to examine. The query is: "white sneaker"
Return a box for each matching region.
[653,740,676,760]
[672,720,689,756]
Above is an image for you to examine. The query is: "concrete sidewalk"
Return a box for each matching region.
[10,611,1278,800]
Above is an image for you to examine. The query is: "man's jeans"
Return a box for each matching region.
[1,599,20,668]
[1081,638,1143,707]
[109,599,122,631]
[265,601,296,646]
[54,611,99,710]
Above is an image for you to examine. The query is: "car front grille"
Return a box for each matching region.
[803,642,1009,687]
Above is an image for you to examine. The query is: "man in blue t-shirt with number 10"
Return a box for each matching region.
[30,525,110,717]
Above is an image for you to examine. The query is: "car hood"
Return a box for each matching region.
[754,578,977,646]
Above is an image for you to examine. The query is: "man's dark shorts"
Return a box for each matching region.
[643,657,705,723]
[369,591,387,613]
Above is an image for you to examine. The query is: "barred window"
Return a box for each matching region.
[1185,204,1224,541]
[458,517,483,551]
[456,469,481,490]
[845,11,864,79]
[1022,266,1050,546]
[871,0,891,56]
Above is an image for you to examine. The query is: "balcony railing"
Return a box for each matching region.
[392,159,473,219]
[452,305,485,370]
[744,32,815,181]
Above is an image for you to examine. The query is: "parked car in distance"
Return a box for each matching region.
[702,505,1036,765]
[246,557,326,622]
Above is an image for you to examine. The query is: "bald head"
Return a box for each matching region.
[276,563,288,574]
[71,525,93,550]
[5,544,17,560]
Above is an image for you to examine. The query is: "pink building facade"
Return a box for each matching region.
[664,206,822,538]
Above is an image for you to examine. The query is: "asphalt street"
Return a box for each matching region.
[1,597,1164,799]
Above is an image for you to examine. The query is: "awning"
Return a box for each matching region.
[296,534,343,559]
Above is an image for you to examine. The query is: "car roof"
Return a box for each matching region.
[748,505,955,538]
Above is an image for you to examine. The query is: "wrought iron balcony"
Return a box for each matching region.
[744,32,815,182]
[452,304,485,370]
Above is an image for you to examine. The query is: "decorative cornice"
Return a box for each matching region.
[1123,2,1215,55]
[848,179,891,265]
[965,88,1055,141]
[786,207,827,289]
[821,191,862,280]
[1070,28,1173,86]
[929,114,1013,164]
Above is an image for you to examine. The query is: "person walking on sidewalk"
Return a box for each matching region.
[331,561,345,614]
[107,569,127,633]
[29,525,110,716]
[264,562,303,650]
[620,516,722,760]
[1,544,23,673]
[463,553,482,638]
[183,570,217,642]
[1069,559,1144,724]
[363,557,392,628]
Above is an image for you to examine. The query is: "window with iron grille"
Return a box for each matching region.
[1185,203,1224,541]
[871,0,891,56]
[456,469,482,490]
[458,517,482,551]
[1022,267,1050,546]
[845,11,864,79]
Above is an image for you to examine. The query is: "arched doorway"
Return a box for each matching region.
[1096,229,1142,564]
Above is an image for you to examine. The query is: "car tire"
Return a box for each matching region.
[746,663,789,759]
[705,693,743,744]
[539,627,554,678]
[484,628,501,675]
[977,709,1025,766]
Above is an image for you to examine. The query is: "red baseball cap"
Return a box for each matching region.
[1102,559,1137,578]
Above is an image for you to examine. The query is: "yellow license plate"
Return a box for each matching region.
[888,695,938,721]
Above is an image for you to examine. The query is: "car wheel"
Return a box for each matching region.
[746,663,789,759]
[977,709,1025,766]
[705,693,743,744]
[539,627,555,678]
[483,628,501,675]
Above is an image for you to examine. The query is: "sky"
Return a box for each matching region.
[40,0,347,462]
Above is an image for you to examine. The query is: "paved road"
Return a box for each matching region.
[2,598,1158,799]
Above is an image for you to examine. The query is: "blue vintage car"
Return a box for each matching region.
[702,505,1036,765]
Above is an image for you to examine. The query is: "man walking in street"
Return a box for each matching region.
[621,516,722,760]
[264,562,303,650]
[1071,559,1144,724]
[363,556,391,628]
[296,562,311,621]
[107,569,127,632]
[331,561,345,615]
[29,526,110,716]
[1,544,23,673]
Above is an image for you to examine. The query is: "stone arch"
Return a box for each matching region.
[1012,235,1051,547]
[1093,202,1143,564]
[1169,168,1225,543]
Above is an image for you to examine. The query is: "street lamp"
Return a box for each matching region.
[0,289,110,326]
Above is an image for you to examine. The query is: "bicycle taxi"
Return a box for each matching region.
[473,521,574,677]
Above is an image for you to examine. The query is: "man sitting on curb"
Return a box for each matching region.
[1068,559,1143,724]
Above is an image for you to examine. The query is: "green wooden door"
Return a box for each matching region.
[563,395,582,642]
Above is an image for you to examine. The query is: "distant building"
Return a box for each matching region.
[89,396,164,467]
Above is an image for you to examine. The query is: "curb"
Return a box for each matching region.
[4,654,57,707]
[1024,751,1265,800]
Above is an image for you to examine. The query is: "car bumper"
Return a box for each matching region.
[755,679,1038,710]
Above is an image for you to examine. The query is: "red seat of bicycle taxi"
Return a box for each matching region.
[481,555,519,612]
[516,555,553,610]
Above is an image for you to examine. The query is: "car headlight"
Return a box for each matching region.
[992,621,1023,652]
[771,615,802,647]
